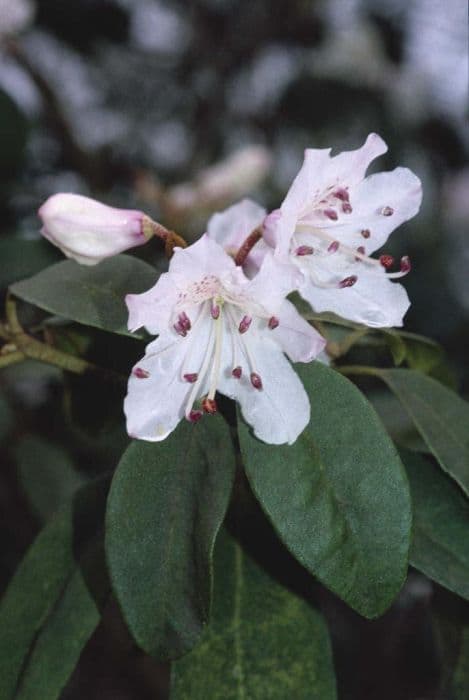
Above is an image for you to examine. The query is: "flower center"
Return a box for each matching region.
[176,295,269,423]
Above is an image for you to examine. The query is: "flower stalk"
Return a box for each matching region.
[234,225,264,267]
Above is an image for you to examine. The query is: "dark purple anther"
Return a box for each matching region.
[295,245,314,256]
[339,275,358,288]
[328,240,340,253]
[173,322,187,337]
[379,254,394,269]
[133,367,150,379]
[324,208,338,221]
[250,372,263,390]
[355,246,365,261]
[268,316,279,330]
[183,373,198,383]
[360,229,371,239]
[342,201,353,214]
[238,315,252,334]
[178,311,191,331]
[202,397,218,414]
[211,303,220,320]
[333,187,349,202]
[232,366,242,379]
[400,256,411,273]
[381,206,394,217]
[187,410,203,423]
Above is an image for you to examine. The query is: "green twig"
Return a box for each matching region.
[1,297,125,383]
[0,350,25,369]
[337,365,382,377]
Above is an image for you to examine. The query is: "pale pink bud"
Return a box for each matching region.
[38,193,153,266]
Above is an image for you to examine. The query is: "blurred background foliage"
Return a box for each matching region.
[0,0,467,698]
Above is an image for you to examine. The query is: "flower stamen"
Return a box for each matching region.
[238,315,252,334]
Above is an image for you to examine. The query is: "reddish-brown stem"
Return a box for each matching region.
[234,225,263,267]
[142,217,188,257]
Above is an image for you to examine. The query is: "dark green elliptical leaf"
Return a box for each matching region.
[171,531,337,700]
[378,369,469,497]
[239,362,411,618]
[0,479,109,700]
[400,450,469,601]
[106,417,236,659]
[10,255,158,337]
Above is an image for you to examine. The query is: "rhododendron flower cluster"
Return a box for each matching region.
[38,133,422,445]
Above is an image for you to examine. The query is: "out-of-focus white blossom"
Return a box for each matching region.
[0,0,35,39]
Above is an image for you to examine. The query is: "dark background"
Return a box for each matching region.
[0,1,468,698]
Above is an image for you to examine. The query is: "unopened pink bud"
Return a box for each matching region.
[38,193,152,266]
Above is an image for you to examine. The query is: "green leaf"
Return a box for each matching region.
[171,531,337,699]
[0,393,13,443]
[400,450,469,601]
[382,330,407,366]
[0,236,61,290]
[377,369,469,497]
[10,255,158,337]
[0,478,109,700]
[398,332,444,373]
[368,391,428,453]
[14,542,106,700]
[106,417,236,659]
[238,361,411,618]
[14,435,84,521]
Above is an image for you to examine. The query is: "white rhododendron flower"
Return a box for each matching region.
[264,133,423,327]
[124,235,326,445]
[39,193,153,265]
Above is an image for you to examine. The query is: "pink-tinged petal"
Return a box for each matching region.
[299,267,410,328]
[124,335,190,441]
[281,134,386,220]
[218,336,310,445]
[125,321,212,441]
[39,193,147,265]
[270,134,389,258]
[272,300,326,362]
[126,272,178,334]
[170,234,236,278]
[207,199,266,254]
[240,252,304,312]
[322,133,388,187]
[325,167,423,253]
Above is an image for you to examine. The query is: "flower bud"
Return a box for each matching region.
[38,193,153,265]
